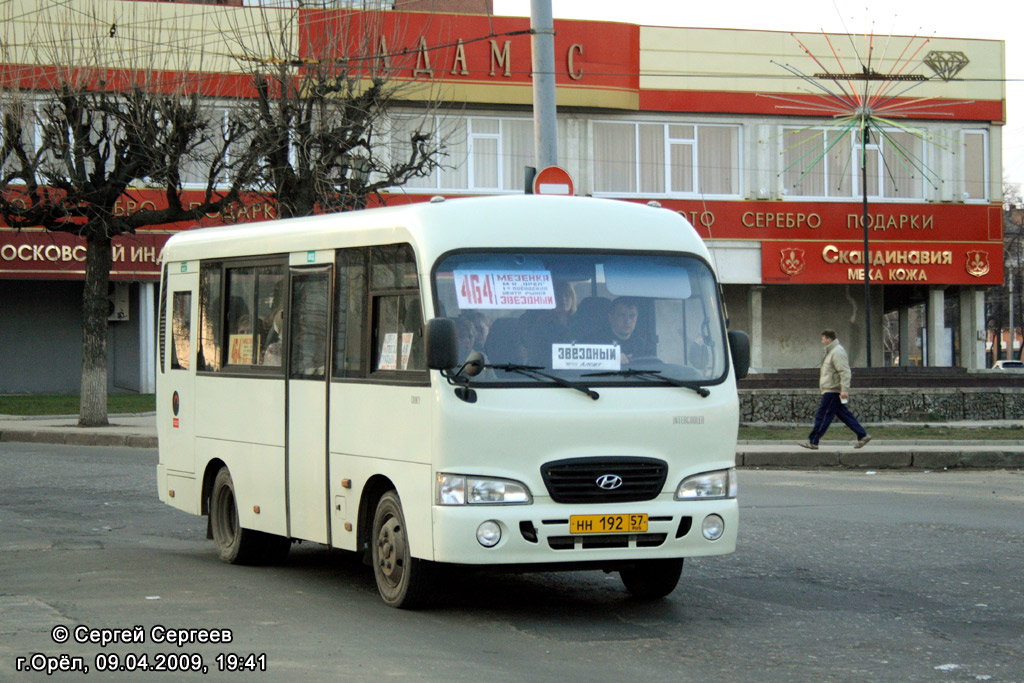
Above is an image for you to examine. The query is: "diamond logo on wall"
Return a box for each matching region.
[923,51,970,81]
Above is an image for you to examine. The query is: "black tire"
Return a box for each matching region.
[371,490,429,608]
[619,558,684,600]
[210,466,290,565]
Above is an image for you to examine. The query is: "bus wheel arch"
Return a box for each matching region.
[208,464,290,566]
[357,475,396,562]
[201,459,228,539]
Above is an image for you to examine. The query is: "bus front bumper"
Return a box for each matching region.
[430,497,737,565]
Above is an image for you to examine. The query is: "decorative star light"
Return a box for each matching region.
[759,25,974,366]
[763,27,973,195]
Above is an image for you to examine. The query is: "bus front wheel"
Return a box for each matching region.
[210,466,289,565]
[619,558,684,600]
[371,490,429,608]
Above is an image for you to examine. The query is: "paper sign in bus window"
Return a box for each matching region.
[227,334,257,365]
[453,270,556,309]
[551,344,621,371]
[378,332,398,371]
[400,332,414,370]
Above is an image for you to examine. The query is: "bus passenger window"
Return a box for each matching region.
[223,263,286,368]
[198,263,223,372]
[289,271,330,379]
[170,292,192,370]
[334,248,367,378]
[257,269,286,366]
[371,244,417,289]
[372,294,424,373]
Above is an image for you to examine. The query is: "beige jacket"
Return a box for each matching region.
[819,339,852,394]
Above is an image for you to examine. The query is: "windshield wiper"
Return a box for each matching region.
[582,368,710,398]
[489,364,599,401]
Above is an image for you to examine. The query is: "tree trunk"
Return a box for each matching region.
[79,233,112,427]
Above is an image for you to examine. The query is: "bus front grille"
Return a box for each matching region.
[540,457,668,503]
[547,533,668,550]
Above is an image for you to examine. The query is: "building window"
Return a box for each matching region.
[390,114,534,193]
[180,106,232,190]
[962,130,989,203]
[782,126,926,201]
[0,99,36,186]
[592,121,740,198]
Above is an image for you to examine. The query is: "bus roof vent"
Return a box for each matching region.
[429,195,446,204]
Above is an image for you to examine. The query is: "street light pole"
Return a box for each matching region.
[1009,263,1015,361]
[861,123,872,367]
[530,0,558,169]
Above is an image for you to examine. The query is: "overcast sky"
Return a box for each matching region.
[493,0,1023,192]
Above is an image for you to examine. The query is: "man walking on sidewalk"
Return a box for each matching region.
[798,329,872,450]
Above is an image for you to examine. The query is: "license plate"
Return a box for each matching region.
[569,514,648,534]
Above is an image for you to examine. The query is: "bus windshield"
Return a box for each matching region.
[433,251,728,385]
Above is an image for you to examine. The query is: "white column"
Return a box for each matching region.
[138,282,156,394]
[898,306,912,367]
[959,286,985,369]
[926,286,946,366]
[749,286,764,371]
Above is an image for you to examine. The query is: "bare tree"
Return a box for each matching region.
[984,182,1024,363]
[219,6,447,218]
[0,2,253,426]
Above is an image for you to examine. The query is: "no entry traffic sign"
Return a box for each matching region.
[532,166,575,196]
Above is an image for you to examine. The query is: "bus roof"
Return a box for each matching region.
[160,195,710,267]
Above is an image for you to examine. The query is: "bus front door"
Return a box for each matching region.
[161,268,199,477]
[285,267,332,543]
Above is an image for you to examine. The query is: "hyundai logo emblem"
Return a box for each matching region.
[596,474,623,490]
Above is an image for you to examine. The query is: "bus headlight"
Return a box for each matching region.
[675,468,737,500]
[436,474,532,505]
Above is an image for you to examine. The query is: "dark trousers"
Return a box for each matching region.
[809,392,867,444]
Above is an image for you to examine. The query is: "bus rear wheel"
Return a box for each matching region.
[371,490,429,608]
[619,558,684,600]
[210,466,289,565]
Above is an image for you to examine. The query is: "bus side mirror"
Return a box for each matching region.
[728,330,750,380]
[425,318,459,370]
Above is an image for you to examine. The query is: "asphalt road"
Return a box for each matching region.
[1,442,1022,682]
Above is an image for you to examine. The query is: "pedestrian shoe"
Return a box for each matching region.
[797,440,818,450]
[854,435,873,449]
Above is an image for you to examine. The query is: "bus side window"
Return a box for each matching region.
[198,262,223,372]
[170,291,192,371]
[289,271,330,379]
[368,244,424,377]
[223,261,287,369]
[333,248,368,378]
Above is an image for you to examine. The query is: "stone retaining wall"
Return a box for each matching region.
[740,388,1024,423]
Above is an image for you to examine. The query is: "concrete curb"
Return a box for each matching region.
[736,448,1024,469]
[3,423,1022,470]
[0,429,158,449]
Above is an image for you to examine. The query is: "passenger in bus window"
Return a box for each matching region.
[523,280,576,365]
[606,297,649,363]
[461,311,491,352]
[455,316,477,363]
[260,280,286,366]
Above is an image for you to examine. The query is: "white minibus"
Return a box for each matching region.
[157,195,750,608]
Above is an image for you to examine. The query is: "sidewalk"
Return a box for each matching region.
[2,413,1023,469]
[0,413,158,449]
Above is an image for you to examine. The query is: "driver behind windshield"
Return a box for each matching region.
[606,297,650,364]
